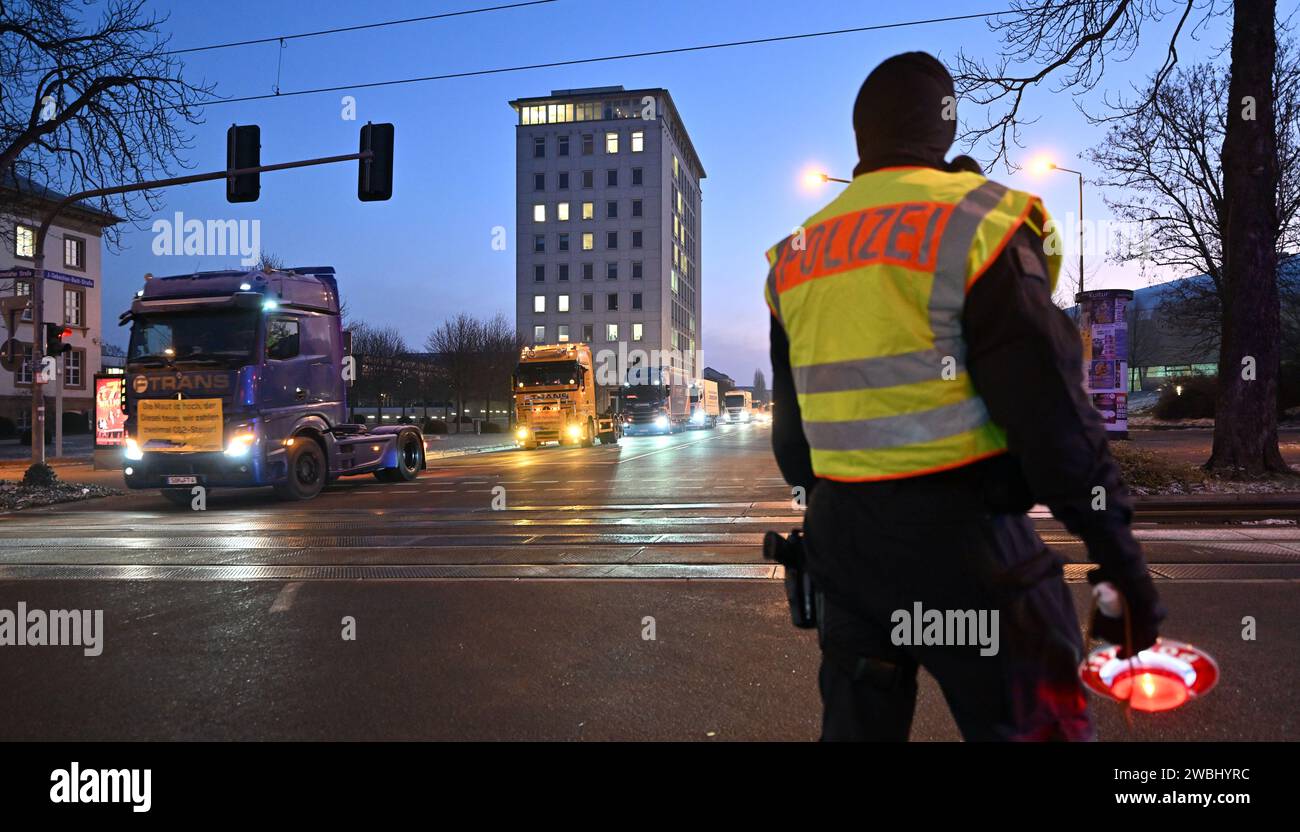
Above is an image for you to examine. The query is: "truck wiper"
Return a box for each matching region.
[129,354,172,367]
[171,355,228,366]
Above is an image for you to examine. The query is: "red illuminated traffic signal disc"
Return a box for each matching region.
[1079,638,1219,713]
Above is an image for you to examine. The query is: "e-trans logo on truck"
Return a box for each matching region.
[132,373,232,395]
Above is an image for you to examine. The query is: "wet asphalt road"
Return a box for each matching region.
[0,423,1297,740]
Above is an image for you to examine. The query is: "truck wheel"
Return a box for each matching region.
[273,439,326,501]
[160,488,196,508]
[581,418,595,448]
[376,432,422,482]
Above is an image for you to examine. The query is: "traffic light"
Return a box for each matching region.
[226,124,261,203]
[358,122,394,202]
[0,296,29,374]
[45,323,72,358]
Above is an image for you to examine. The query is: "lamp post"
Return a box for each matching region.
[1046,162,1086,295]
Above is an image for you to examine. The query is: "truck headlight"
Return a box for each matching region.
[124,437,143,461]
[654,415,669,429]
[515,426,529,440]
[224,431,256,457]
[566,424,582,439]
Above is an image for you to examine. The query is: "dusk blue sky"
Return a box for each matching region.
[99,0,1266,380]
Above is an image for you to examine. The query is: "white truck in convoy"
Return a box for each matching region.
[722,389,754,423]
[688,379,720,428]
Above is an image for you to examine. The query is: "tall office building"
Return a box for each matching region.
[509,86,704,383]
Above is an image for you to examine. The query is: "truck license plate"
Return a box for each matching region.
[165,476,198,486]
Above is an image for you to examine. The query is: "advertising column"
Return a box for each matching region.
[1075,289,1133,439]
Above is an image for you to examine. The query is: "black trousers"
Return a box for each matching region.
[804,474,1094,742]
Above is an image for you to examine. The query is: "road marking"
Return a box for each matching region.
[616,433,730,463]
[270,580,303,612]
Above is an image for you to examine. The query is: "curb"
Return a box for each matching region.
[424,442,516,460]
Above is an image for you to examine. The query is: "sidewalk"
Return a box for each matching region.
[422,432,516,459]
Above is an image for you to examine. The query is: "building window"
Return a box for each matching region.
[632,261,643,279]
[533,204,546,222]
[558,233,570,252]
[632,323,644,341]
[582,263,594,280]
[534,264,545,282]
[64,349,84,388]
[558,135,570,156]
[533,136,545,158]
[582,233,594,251]
[607,293,619,311]
[632,292,643,311]
[606,262,618,280]
[534,295,546,313]
[64,288,85,327]
[606,169,618,187]
[558,324,570,342]
[14,279,31,321]
[606,200,618,219]
[582,202,595,220]
[534,325,546,342]
[606,132,619,154]
[558,171,569,190]
[631,131,644,152]
[558,264,569,282]
[17,344,33,385]
[632,167,643,186]
[632,199,643,217]
[606,231,618,249]
[63,236,86,270]
[606,323,619,342]
[632,230,643,249]
[533,172,545,191]
[558,294,570,313]
[582,134,594,155]
[534,235,546,253]
[15,224,34,258]
[582,170,594,189]
[582,293,594,312]
[557,202,570,221]
[582,324,594,342]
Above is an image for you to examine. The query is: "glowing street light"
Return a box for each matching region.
[1028,154,1087,294]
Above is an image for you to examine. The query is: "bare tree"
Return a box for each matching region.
[426,313,482,434]
[752,369,768,404]
[477,312,522,426]
[348,322,407,423]
[951,0,1289,475]
[1,0,212,247]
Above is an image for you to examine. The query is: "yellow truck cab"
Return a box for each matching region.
[512,343,620,449]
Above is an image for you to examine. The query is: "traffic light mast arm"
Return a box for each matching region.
[25,146,374,465]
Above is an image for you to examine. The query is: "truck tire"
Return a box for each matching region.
[581,418,595,448]
[160,488,196,508]
[375,431,422,482]
[273,439,326,501]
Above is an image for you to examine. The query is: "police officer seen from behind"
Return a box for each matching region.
[765,52,1165,741]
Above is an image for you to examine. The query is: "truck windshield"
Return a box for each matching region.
[128,309,259,366]
[724,393,746,403]
[515,360,580,387]
[623,384,667,403]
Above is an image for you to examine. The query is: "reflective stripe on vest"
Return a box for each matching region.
[765,168,1057,481]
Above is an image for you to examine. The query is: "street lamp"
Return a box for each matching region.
[1031,158,1087,294]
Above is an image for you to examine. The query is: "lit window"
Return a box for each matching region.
[673,155,679,177]
[558,325,570,342]
[534,325,546,342]
[557,202,570,221]
[558,294,570,312]
[606,132,619,154]
[64,350,82,387]
[631,131,644,152]
[63,236,85,269]
[15,225,34,258]
[606,324,619,342]
[582,202,594,220]
[534,295,546,313]
[632,323,643,341]
[64,289,84,326]
[582,233,594,251]
[533,204,546,222]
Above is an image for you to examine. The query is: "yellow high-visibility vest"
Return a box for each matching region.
[765,166,1060,481]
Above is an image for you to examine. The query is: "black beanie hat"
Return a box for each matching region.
[852,52,957,175]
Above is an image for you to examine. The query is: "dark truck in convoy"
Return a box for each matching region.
[120,266,426,504]
[618,366,690,435]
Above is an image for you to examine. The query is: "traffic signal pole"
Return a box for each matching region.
[25,147,375,465]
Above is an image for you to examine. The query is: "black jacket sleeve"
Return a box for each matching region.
[770,313,818,494]
[962,226,1152,586]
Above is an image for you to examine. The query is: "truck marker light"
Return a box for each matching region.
[239,283,252,291]
[371,445,381,452]
[284,438,295,447]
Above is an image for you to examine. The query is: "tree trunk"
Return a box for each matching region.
[1209,0,1290,475]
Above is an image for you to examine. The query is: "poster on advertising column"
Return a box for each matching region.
[94,375,126,448]
[1075,289,1133,438]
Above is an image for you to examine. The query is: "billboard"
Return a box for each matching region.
[1075,289,1133,438]
[94,375,126,448]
